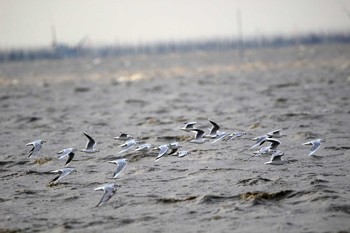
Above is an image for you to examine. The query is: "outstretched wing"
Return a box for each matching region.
[28,146,35,157]
[83,132,96,149]
[49,174,61,185]
[192,129,205,140]
[266,138,281,150]
[113,160,127,178]
[155,145,170,161]
[65,152,75,165]
[309,141,321,156]
[208,119,220,135]
[96,189,115,207]
[251,135,267,149]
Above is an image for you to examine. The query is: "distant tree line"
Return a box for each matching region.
[0,32,349,63]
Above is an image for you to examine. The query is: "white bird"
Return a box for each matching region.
[154,142,182,161]
[204,119,221,138]
[267,129,285,138]
[80,132,99,153]
[108,159,127,178]
[168,142,182,155]
[264,151,286,165]
[211,131,229,143]
[302,139,325,156]
[190,129,209,144]
[180,122,197,131]
[264,138,281,151]
[177,150,191,158]
[155,144,170,161]
[26,140,46,158]
[134,143,153,152]
[118,139,139,154]
[114,132,133,141]
[252,138,281,157]
[49,168,75,185]
[250,135,269,149]
[94,183,117,207]
[57,148,77,166]
[253,146,271,156]
[223,131,247,142]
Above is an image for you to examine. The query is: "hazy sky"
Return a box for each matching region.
[0,0,349,49]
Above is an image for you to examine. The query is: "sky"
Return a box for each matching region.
[0,0,349,49]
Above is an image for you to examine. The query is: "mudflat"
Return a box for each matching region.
[1,43,350,233]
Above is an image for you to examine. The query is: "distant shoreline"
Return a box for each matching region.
[1,32,350,63]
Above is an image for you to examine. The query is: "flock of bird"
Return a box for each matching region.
[25,119,325,207]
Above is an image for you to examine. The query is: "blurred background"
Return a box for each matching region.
[0,0,349,60]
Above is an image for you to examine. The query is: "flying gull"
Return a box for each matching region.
[94,183,117,207]
[302,138,325,156]
[181,122,197,131]
[81,131,99,153]
[211,131,229,143]
[155,144,170,161]
[266,129,286,138]
[250,135,269,149]
[114,132,133,141]
[118,139,139,154]
[57,148,77,166]
[168,142,182,155]
[190,129,209,144]
[223,131,247,142]
[26,140,46,158]
[134,143,153,152]
[177,150,191,158]
[264,151,286,165]
[49,167,75,185]
[204,119,221,139]
[108,159,127,178]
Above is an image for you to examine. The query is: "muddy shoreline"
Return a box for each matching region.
[1,43,350,232]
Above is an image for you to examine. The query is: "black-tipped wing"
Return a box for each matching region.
[251,135,268,149]
[208,119,220,135]
[65,152,75,165]
[83,132,96,149]
[266,138,281,150]
[192,129,205,140]
[168,147,179,156]
[271,154,283,161]
[49,174,61,185]
[28,146,35,157]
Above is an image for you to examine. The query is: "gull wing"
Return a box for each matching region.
[111,159,127,178]
[192,129,205,140]
[28,146,35,157]
[271,154,283,161]
[250,135,268,149]
[265,138,281,150]
[267,129,282,137]
[65,152,75,165]
[181,122,197,130]
[83,132,96,150]
[178,151,190,158]
[208,119,220,135]
[49,174,61,185]
[168,147,179,156]
[309,141,321,156]
[96,185,116,207]
[211,132,229,143]
[155,144,170,161]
